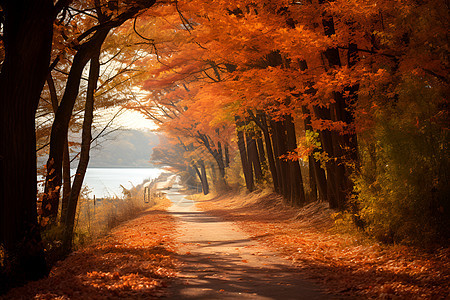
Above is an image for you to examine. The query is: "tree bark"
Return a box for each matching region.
[192,161,209,195]
[313,106,340,208]
[41,29,109,227]
[47,75,72,223]
[62,50,100,253]
[0,0,56,291]
[42,3,156,225]
[312,2,359,209]
[193,164,202,191]
[196,132,227,188]
[302,105,328,202]
[257,113,279,193]
[199,160,209,195]
[285,114,306,206]
[235,116,254,192]
[61,141,72,224]
[224,143,230,168]
[245,128,263,182]
[271,119,290,203]
[253,128,266,166]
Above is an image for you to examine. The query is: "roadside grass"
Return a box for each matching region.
[195,191,450,299]
[39,177,165,254]
[73,180,163,247]
[3,195,179,299]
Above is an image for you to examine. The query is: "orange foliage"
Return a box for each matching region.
[123,0,448,142]
[4,200,179,299]
[196,193,450,299]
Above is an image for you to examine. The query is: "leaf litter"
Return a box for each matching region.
[196,192,450,299]
[3,199,179,299]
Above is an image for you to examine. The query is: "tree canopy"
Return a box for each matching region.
[0,0,448,293]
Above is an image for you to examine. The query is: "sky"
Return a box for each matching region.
[87,107,161,167]
[89,129,160,168]
[97,107,158,131]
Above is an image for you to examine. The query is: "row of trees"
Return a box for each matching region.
[128,0,449,245]
[0,0,448,293]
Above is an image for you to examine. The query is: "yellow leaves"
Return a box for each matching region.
[40,217,50,227]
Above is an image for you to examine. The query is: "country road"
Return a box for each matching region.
[165,188,331,300]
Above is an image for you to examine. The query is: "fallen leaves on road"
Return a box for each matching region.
[196,192,450,299]
[4,200,179,299]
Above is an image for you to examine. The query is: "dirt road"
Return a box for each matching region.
[165,189,330,300]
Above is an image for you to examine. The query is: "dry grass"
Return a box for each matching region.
[3,197,179,300]
[195,191,450,299]
[71,183,164,248]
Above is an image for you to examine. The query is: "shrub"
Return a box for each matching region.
[355,75,449,246]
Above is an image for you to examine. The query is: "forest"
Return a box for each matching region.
[0,0,449,298]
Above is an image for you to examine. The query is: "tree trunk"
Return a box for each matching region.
[196,132,227,188]
[308,158,318,202]
[235,116,254,191]
[41,30,108,226]
[192,164,203,191]
[47,75,71,223]
[60,140,71,224]
[269,119,285,197]
[259,113,279,193]
[41,3,150,223]
[285,114,306,206]
[193,161,209,195]
[271,119,290,203]
[62,51,100,253]
[217,141,224,169]
[0,0,55,291]
[199,160,209,195]
[224,144,230,168]
[302,105,327,202]
[256,132,266,167]
[314,3,358,209]
[314,106,340,208]
[246,128,263,182]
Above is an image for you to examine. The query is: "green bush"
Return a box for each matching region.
[355,75,449,246]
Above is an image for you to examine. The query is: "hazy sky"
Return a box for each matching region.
[98,107,158,131]
[89,129,160,168]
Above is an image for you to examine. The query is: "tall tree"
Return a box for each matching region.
[42,0,157,226]
[62,49,101,253]
[0,0,70,291]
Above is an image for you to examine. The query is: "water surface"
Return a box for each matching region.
[81,167,162,198]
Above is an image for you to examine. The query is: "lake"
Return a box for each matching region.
[80,168,163,198]
[38,168,163,199]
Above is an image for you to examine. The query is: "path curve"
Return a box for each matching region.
[165,189,331,300]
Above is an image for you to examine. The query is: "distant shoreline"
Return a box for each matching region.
[86,166,156,169]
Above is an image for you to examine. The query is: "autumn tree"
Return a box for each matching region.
[127,0,449,244]
[41,0,157,234]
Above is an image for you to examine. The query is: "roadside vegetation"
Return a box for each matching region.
[1,0,448,294]
[41,172,171,260]
[3,186,178,299]
[195,191,450,299]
